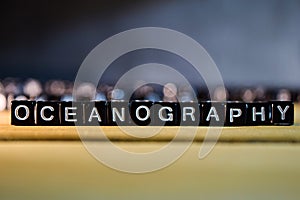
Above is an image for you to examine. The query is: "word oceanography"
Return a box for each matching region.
[11,100,294,126]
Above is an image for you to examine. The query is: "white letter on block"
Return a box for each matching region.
[183,107,195,121]
[40,106,54,121]
[112,107,125,122]
[88,107,101,122]
[158,107,173,121]
[206,107,219,121]
[252,107,265,121]
[229,108,242,123]
[136,106,150,121]
[65,107,77,122]
[15,105,30,120]
[277,105,289,120]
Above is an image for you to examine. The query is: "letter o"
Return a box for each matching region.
[136,106,150,121]
[15,105,30,120]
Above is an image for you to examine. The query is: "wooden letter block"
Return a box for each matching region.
[246,102,271,125]
[60,102,84,126]
[11,100,36,126]
[200,102,226,126]
[180,102,200,126]
[36,101,60,125]
[271,101,294,126]
[130,100,153,126]
[107,101,130,126]
[84,101,107,126]
[225,102,247,126]
[152,101,180,126]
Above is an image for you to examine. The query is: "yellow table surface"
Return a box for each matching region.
[0,105,300,200]
[1,141,300,200]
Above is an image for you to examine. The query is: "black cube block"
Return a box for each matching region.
[60,102,84,126]
[179,102,201,126]
[11,100,36,126]
[271,101,294,126]
[152,101,180,126]
[200,102,226,126]
[130,100,153,126]
[36,101,60,125]
[246,102,271,125]
[225,102,247,126]
[84,101,107,126]
[107,101,130,126]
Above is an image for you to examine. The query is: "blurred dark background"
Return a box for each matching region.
[1,0,300,88]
